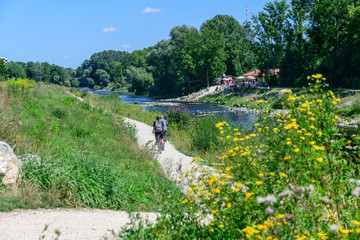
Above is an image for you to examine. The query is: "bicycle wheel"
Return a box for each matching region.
[157,138,162,153]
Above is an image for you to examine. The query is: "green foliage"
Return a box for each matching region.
[0,83,182,211]
[120,75,360,239]
[0,59,8,81]
[165,106,195,129]
[190,115,225,152]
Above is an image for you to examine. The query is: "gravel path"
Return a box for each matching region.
[0,115,205,240]
[0,209,157,240]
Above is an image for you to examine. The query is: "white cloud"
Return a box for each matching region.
[122,44,131,49]
[102,27,117,33]
[141,7,162,13]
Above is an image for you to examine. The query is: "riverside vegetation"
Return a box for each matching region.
[1,76,360,239]
[0,78,182,211]
[118,75,360,239]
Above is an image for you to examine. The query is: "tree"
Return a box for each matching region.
[280,0,312,86]
[126,66,153,94]
[0,59,8,81]
[252,0,290,72]
[94,69,110,87]
[71,78,80,87]
[197,27,227,87]
[308,0,360,87]
[6,61,26,79]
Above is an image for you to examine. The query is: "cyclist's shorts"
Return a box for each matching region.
[155,131,164,138]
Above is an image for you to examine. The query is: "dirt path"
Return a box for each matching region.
[0,107,205,239]
[0,208,156,240]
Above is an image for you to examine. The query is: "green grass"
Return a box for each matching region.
[0,83,182,211]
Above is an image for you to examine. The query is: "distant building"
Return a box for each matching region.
[0,57,8,64]
[242,69,280,80]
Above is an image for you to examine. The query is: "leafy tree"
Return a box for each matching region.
[0,59,8,81]
[200,15,256,76]
[94,69,110,87]
[50,65,68,85]
[308,0,359,87]
[126,66,153,94]
[252,0,290,72]
[280,0,312,86]
[146,39,174,96]
[71,78,80,87]
[6,61,26,79]
[197,27,226,87]
[41,62,51,83]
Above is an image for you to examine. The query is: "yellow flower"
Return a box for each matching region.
[256,181,263,185]
[284,155,291,161]
[209,228,214,233]
[259,173,265,177]
[270,172,275,176]
[211,210,217,214]
[353,220,360,225]
[310,141,316,145]
[236,183,244,188]
[310,125,315,129]
[293,148,300,153]
[233,188,239,192]
[317,232,328,240]
[278,214,285,219]
[245,192,255,201]
[287,96,296,101]
[226,203,231,208]
[280,173,288,178]
[316,157,324,163]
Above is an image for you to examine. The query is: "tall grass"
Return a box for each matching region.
[0,81,182,211]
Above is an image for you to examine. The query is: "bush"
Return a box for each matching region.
[165,106,194,129]
[190,115,225,152]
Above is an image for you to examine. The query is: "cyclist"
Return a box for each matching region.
[152,116,164,142]
[160,115,168,142]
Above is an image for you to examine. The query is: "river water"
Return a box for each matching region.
[89,90,256,127]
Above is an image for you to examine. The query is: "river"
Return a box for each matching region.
[89,89,256,127]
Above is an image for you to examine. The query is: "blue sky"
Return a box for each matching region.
[0,0,270,69]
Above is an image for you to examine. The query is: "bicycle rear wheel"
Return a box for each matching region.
[157,138,162,153]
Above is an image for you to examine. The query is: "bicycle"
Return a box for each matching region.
[157,134,165,153]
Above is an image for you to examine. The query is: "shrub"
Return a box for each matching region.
[165,106,194,129]
[1,78,36,94]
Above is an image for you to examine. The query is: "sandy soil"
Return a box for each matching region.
[0,115,205,240]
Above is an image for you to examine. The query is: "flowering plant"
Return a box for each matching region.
[179,74,360,239]
[165,106,195,129]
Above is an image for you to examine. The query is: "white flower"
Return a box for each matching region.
[349,178,356,183]
[306,185,315,193]
[357,180,360,187]
[330,224,339,232]
[266,194,277,204]
[320,197,330,204]
[257,197,267,204]
[352,187,360,198]
[278,189,293,198]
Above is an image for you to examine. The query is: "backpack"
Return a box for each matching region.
[154,120,163,132]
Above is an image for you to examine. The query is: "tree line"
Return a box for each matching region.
[1,0,359,96]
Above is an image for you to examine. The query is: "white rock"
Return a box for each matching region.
[0,141,20,185]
